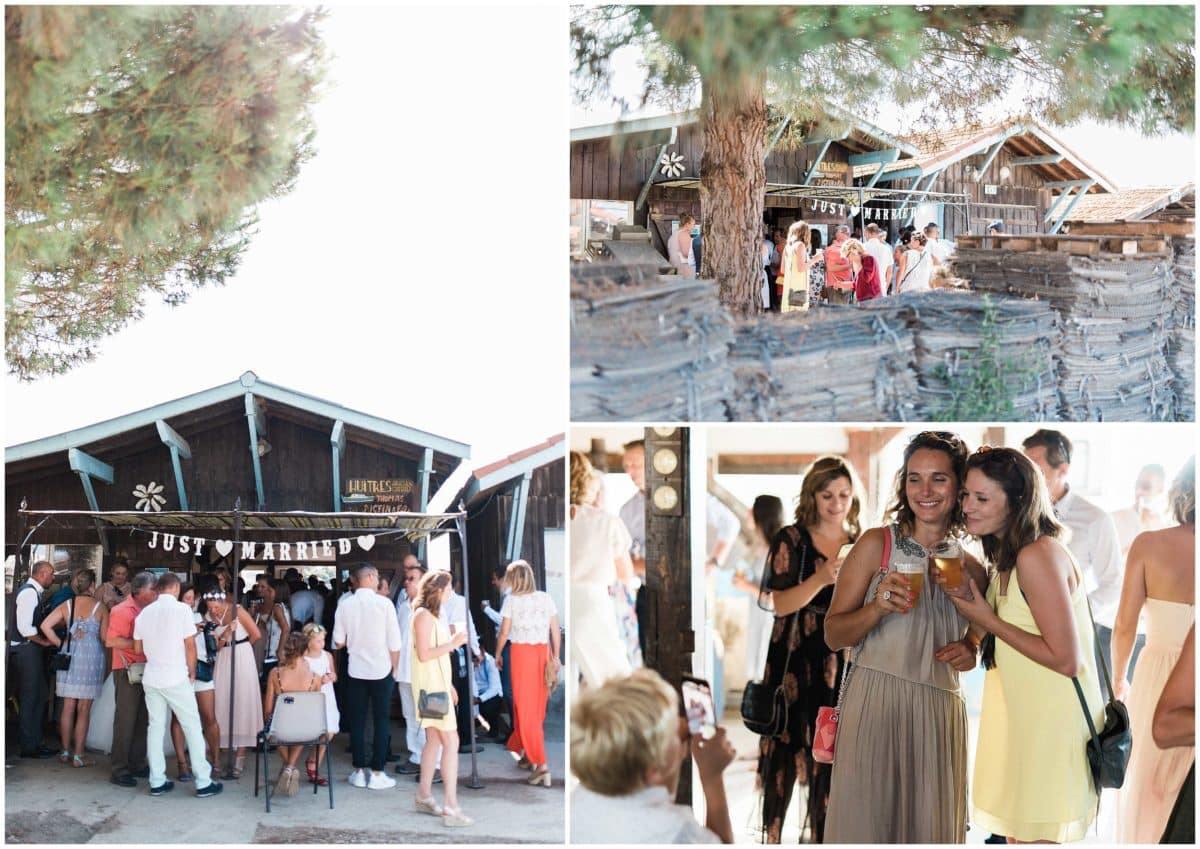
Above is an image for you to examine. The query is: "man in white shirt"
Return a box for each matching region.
[394,555,427,776]
[9,560,56,758]
[863,223,894,289]
[618,439,649,656]
[133,573,222,798]
[442,579,482,755]
[333,563,403,790]
[1023,430,1126,697]
[923,222,951,267]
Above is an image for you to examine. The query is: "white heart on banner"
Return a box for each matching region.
[356,534,376,552]
[215,539,234,557]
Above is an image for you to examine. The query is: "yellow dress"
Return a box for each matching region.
[781,244,809,313]
[972,566,1105,842]
[410,613,456,731]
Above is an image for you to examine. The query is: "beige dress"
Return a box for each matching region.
[825,526,971,843]
[1116,598,1195,843]
[211,616,264,748]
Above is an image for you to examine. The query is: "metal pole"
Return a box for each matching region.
[457,509,483,790]
[225,498,242,778]
[15,499,28,586]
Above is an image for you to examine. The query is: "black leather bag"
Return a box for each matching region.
[1072,595,1133,790]
[741,678,787,737]
[50,600,74,673]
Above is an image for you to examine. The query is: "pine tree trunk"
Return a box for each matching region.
[699,71,768,315]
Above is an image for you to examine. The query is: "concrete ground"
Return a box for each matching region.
[5,708,565,844]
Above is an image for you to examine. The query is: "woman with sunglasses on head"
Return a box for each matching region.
[943,447,1104,844]
[824,431,988,843]
[301,622,338,785]
[753,457,862,843]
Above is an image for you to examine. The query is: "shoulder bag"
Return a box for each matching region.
[417,617,452,720]
[195,620,216,683]
[812,527,891,764]
[1071,592,1132,790]
[49,599,75,673]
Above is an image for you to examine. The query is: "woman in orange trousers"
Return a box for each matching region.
[495,560,561,786]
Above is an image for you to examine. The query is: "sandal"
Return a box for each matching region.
[177,759,192,782]
[415,796,444,817]
[275,767,293,797]
[442,807,473,828]
[225,755,245,780]
[516,754,533,770]
[57,750,72,765]
[71,754,95,768]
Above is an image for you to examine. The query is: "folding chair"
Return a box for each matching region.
[254,691,333,811]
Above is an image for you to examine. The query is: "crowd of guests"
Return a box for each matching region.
[570,430,1194,845]
[9,551,560,823]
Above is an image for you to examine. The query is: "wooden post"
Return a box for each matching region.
[643,426,693,804]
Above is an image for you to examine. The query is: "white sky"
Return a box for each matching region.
[572,41,1196,188]
[5,6,569,472]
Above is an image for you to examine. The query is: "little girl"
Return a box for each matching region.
[301,623,339,785]
[263,632,321,796]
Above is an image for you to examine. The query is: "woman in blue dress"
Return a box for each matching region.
[40,569,108,767]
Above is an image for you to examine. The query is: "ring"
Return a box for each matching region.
[882,590,892,601]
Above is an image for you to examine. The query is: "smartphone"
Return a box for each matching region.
[681,675,717,739]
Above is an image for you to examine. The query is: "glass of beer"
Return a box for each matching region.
[893,550,926,608]
[932,539,964,591]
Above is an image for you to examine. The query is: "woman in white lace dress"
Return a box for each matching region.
[495,560,561,787]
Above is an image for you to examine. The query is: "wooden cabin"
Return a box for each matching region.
[5,371,470,592]
[458,434,566,656]
[571,104,919,257]
[853,118,1116,240]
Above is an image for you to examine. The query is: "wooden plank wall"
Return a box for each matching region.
[934,145,1049,239]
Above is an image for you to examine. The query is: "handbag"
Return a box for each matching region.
[417,619,452,720]
[787,288,809,309]
[813,527,892,764]
[1071,593,1132,791]
[50,599,75,673]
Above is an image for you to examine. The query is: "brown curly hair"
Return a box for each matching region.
[414,570,452,618]
[885,431,970,538]
[277,631,310,669]
[794,455,862,539]
[965,447,1062,572]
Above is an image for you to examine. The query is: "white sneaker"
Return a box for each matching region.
[348,769,368,788]
[367,771,396,790]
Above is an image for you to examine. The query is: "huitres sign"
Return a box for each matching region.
[344,478,414,513]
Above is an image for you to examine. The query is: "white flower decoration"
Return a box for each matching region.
[133,482,166,512]
[660,152,687,178]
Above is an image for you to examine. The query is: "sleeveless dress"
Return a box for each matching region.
[825,526,971,843]
[410,614,456,732]
[1117,598,1195,843]
[972,563,1105,843]
[56,599,105,700]
[781,244,810,313]
[211,614,264,748]
[303,651,341,736]
[757,525,846,843]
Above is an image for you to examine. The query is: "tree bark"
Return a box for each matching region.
[699,70,768,315]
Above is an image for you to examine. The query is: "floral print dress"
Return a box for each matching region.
[756,525,846,844]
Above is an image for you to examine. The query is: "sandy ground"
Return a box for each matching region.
[5,707,565,844]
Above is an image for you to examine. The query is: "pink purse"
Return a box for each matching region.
[812,528,891,764]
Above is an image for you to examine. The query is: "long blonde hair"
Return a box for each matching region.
[570,451,596,506]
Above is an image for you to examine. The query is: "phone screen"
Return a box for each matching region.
[681,676,716,739]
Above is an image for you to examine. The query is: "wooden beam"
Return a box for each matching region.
[848,148,900,167]
[155,419,191,511]
[1066,220,1196,237]
[717,453,822,475]
[244,393,266,510]
[764,116,790,158]
[1043,178,1095,190]
[636,126,677,211]
[504,471,532,563]
[1011,153,1064,166]
[972,139,1007,182]
[67,448,111,553]
[330,420,345,512]
[877,165,923,183]
[1049,179,1096,234]
[418,446,434,559]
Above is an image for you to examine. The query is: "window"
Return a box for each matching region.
[570,199,635,258]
